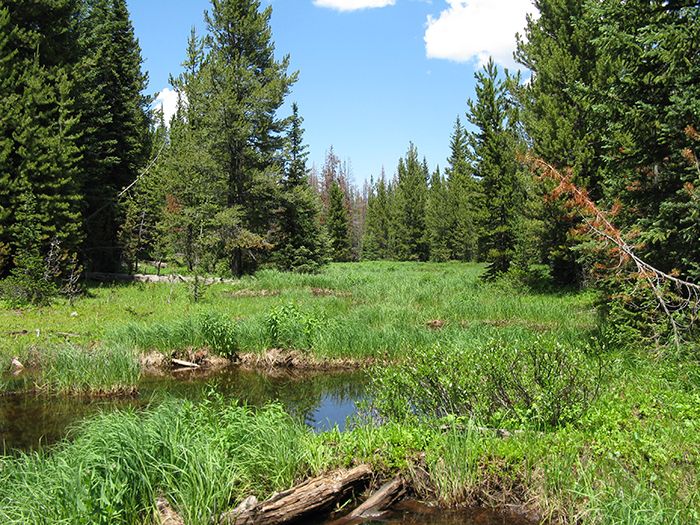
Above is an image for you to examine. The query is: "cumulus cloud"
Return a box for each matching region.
[425,0,538,69]
[154,87,179,126]
[313,0,395,12]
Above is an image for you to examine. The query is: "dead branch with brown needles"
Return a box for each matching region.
[522,153,700,348]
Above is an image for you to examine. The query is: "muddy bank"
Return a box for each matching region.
[140,348,375,375]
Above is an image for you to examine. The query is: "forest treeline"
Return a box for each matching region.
[1,1,699,316]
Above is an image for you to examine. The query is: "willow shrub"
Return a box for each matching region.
[371,336,607,430]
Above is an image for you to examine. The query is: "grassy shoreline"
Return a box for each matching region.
[1,262,698,523]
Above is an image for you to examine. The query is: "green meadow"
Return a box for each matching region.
[1,262,698,524]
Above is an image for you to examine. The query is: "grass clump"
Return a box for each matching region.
[0,399,324,525]
[38,344,140,395]
[109,311,239,358]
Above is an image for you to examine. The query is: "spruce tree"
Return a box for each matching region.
[0,0,83,277]
[426,167,452,262]
[326,181,352,262]
[467,60,524,279]
[391,144,429,261]
[445,117,483,261]
[275,103,329,272]
[76,0,150,272]
[0,6,16,273]
[586,0,700,280]
[362,172,391,260]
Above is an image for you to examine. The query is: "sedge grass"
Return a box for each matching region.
[0,399,324,525]
[37,344,140,395]
[1,262,596,365]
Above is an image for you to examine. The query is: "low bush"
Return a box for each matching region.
[265,303,323,350]
[371,336,606,429]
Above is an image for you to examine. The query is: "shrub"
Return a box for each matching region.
[371,336,606,429]
[265,303,322,350]
[198,312,238,357]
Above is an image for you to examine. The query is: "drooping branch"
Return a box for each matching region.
[523,153,700,347]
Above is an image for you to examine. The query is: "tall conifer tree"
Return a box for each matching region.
[275,103,329,272]
[391,144,429,261]
[203,0,296,276]
[467,60,524,279]
[326,181,352,262]
[76,0,150,272]
[445,117,484,261]
[426,167,451,262]
[362,172,391,260]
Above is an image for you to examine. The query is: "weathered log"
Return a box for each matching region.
[220,465,372,525]
[86,272,237,285]
[347,477,406,519]
[326,477,407,525]
[172,358,200,369]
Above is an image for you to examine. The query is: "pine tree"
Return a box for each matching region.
[275,103,329,272]
[362,171,391,260]
[467,60,525,279]
[445,117,483,261]
[391,144,429,261]
[203,0,297,276]
[160,29,224,275]
[326,181,352,262]
[426,167,452,262]
[76,0,151,272]
[515,0,605,284]
[0,6,17,273]
[0,1,83,277]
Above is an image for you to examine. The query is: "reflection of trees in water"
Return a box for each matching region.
[1,368,368,452]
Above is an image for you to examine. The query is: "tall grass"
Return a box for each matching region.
[0,399,325,525]
[91,262,596,361]
[38,344,140,395]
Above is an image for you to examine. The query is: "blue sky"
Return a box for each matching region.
[126,0,536,184]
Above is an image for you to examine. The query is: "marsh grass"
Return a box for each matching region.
[0,399,324,525]
[1,262,596,365]
[38,344,140,395]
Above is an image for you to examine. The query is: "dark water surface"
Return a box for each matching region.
[318,500,535,525]
[0,367,367,452]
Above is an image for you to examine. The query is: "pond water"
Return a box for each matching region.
[0,367,367,452]
[1,367,536,525]
[317,500,536,525]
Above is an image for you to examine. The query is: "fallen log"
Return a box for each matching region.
[220,465,372,525]
[86,272,237,285]
[172,358,200,369]
[327,477,407,525]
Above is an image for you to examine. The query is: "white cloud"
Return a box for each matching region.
[313,0,395,12]
[154,87,179,126]
[425,0,538,69]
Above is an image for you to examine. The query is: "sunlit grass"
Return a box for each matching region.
[0,262,596,364]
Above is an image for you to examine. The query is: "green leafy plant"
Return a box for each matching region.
[265,303,323,350]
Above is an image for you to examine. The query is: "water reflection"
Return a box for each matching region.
[0,367,367,453]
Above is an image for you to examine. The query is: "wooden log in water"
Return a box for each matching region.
[326,477,407,525]
[220,465,372,525]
